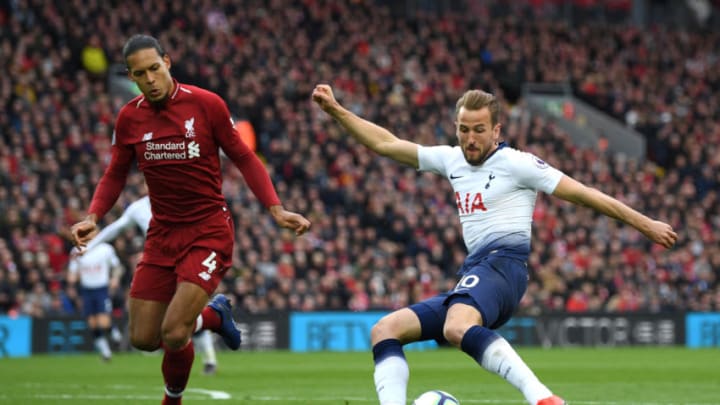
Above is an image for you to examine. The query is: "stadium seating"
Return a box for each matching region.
[0,0,717,319]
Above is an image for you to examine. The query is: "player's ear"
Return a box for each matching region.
[493,123,502,139]
[163,54,171,70]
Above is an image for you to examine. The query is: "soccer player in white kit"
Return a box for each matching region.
[312,84,677,405]
[85,195,220,375]
[68,242,124,361]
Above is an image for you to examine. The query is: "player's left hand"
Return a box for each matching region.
[643,220,678,249]
[270,206,311,235]
[70,216,99,248]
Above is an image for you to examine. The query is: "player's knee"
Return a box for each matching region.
[442,322,469,347]
[371,316,400,344]
[161,324,191,350]
[129,332,161,351]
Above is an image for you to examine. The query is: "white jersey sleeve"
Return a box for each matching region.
[417,145,455,176]
[508,150,563,195]
[85,196,152,251]
[68,243,122,288]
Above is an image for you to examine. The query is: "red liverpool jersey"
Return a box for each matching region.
[89,81,280,225]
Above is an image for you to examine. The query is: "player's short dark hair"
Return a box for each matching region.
[122,34,166,64]
[455,90,500,126]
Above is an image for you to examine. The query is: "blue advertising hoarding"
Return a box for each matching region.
[686,312,720,348]
[290,311,437,352]
[0,315,32,357]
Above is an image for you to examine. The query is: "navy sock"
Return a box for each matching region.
[460,325,500,362]
[372,338,405,364]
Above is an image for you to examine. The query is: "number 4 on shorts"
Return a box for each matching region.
[198,251,217,281]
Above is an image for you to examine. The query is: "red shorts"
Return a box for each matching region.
[130,208,234,302]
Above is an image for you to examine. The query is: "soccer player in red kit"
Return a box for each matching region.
[70,35,311,405]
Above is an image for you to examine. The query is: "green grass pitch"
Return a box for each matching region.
[0,347,717,404]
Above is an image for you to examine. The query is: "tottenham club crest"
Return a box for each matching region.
[485,172,495,189]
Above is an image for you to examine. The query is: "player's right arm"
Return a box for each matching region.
[71,121,135,248]
[312,84,419,168]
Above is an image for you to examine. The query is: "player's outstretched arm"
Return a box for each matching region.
[312,84,419,168]
[552,175,677,248]
[268,205,311,236]
[84,213,134,252]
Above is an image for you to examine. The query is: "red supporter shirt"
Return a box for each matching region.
[89,81,280,225]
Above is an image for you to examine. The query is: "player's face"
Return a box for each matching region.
[455,106,501,166]
[126,48,173,103]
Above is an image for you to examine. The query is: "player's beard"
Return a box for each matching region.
[462,146,489,166]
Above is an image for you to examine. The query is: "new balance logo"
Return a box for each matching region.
[185,117,196,138]
[188,141,200,158]
[142,132,154,141]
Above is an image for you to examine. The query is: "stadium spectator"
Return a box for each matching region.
[0,0,717,328]
[312,83,676,405]
[69,34,310,405]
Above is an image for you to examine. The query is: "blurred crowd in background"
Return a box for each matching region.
[0,0,718,322]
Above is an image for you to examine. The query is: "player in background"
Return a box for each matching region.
[312,84,677,405]
[71,35,311,405]
[67,242,124,362]
[84,194,220,375]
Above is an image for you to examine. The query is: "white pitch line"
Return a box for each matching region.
[30,393,174,400]
[27,388,232,401]
[185,388,232,399]
[16,392,718,404]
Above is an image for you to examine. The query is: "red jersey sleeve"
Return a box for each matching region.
[208,94,281,208]
[88,125,134,220]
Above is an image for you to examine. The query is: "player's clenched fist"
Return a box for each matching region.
[70,216,99,248]
[311,84,340,114]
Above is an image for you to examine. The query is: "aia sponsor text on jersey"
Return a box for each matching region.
[456,191,488,215]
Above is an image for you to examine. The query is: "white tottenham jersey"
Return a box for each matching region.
[418,144,564,257]
[86,196,152,251]
[68,243,121,288]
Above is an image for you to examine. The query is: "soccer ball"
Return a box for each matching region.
[412,390,460,405]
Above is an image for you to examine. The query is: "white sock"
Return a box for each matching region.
[200,330,217,365]
[111,326,123,343]
[95,337,111,359]
[165,387,183,398]
[194,314,203,333]
[480,337,552,405]
[373,356,409,405]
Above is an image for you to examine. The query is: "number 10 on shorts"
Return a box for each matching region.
[198,251,217,281]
